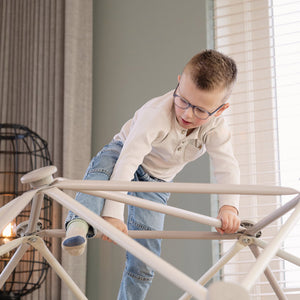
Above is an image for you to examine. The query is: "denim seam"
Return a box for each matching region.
[126,271,153,282]
[99,149,121,155]
[87,168,111,177]
[129,217,153,231]
[140,176,156,183]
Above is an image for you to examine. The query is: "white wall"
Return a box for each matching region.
[88,1,213,299]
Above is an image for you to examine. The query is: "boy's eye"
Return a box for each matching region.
[194,107,207,117]
[179,97,189,106]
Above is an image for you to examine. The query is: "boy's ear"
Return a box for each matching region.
[215,103,230,116]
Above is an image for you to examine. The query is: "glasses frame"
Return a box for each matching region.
[173,83,225,120]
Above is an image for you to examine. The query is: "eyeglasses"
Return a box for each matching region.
[173,83,225,120]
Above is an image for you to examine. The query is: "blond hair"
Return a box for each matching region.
[184,49,237,91]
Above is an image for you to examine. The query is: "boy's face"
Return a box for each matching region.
[174,72,229,130]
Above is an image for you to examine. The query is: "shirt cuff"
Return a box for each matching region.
[101,199,125,221]
[218,194,239,213]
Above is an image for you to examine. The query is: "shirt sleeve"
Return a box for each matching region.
[204,117,240,211]
[101,107,168,220]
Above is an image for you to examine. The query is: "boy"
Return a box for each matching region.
[63,49,241,300]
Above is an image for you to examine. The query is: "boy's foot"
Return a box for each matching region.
[62,219,88,256]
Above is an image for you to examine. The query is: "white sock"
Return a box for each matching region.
[62,219,89,256]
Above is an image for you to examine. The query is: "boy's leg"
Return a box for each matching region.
[63,141,123,255]
[118,168,170,300]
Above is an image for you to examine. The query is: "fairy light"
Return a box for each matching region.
[0,222,16,259]
[1,222,15,244]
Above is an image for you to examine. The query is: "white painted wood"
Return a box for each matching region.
[21,165,57,187]
[206,282,250,300]
[28,236,88,300]
[53,178,299,195]
[46,187,208,300]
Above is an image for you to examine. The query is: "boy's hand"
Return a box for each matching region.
[216,205,240,234]
[102,216,128,243]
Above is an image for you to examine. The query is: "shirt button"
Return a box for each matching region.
[181,130,186,134]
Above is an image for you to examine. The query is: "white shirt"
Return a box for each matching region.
[102,90,240,220]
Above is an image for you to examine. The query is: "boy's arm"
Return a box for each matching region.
[205,118,241,233]
[101,107,167,221]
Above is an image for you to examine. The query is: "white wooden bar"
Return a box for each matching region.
[127,231,239,240]
[38,229,239,240]
[82,189,224,229]
[179,240,246,300]
[25,192,44,234]
[242,201,300,290]
[246,195,300,235]
[0,244,29,289]
[52,178,299,195]
[28,236,87,300]
[0,166,298,300]
[0,237,27,257]
[0,190,37,233]
[45,187,208,300]
[249,244,288,300]
[253,238,300,267]
[80,189,245,232]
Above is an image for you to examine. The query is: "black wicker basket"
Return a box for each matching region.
[0,124,52,299]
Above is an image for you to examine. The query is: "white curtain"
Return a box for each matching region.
[0,0,92,299]
[61,1,93,299]
[213,0,300,299]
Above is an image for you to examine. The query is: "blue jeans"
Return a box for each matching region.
[65,140,170,300]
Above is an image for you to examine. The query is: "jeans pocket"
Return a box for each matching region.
[128,215,153,231]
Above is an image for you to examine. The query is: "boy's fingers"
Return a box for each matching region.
[220,215,229,230]
[218,214,240,234]
[216,227,224,234]
[101,235,110,241]
[101,225,128,243]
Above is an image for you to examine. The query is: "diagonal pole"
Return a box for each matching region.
[28,236,87,300]
[242,201,300,291]
[0,237,26,257]
[80,189,244,232]
[0,243,29,289]
[249,244,287,300]
[179,239,246,300]
[83,189,223,228]
[0,190,37,233]
[253,238,300,267]
[245,195,300,236]
[45,187,208,300]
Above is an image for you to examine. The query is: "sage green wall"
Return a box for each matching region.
[89,1,212,299]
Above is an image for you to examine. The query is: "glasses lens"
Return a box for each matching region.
[194,107,209,120]
[174,95,189,109]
